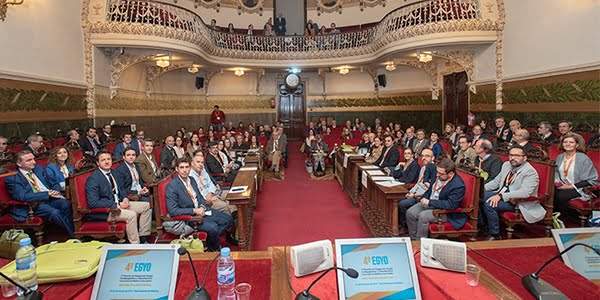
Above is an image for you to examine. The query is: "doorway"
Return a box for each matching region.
[277,81,306,140]
[443,71,469,126]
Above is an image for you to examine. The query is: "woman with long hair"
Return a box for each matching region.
[173,136,186,159]
[45,146,75,191]
[428,131,444,159]
[187,133,202,157]
[553,133,598,215]
[365,136,383,164]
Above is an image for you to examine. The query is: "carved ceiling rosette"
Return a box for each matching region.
[194,0,221,12]
[108,52,159,99]
[317,0,342,15]
[359,0,385,11]
[236,0,264,15]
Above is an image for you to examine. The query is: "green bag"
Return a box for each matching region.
[171,235,205,253]
[0,229,30,259]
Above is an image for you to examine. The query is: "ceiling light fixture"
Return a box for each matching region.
[156,57,170,68]
[234,69,245,76]
[187,64,200,74]
[385,63,396,72]
[417,51,433,63]
[338,67,350,75]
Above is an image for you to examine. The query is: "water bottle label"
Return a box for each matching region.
[217,266,235,285]
[16,257,32,271]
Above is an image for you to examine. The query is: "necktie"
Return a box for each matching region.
[26,172,41,192]
[107,172,119,202]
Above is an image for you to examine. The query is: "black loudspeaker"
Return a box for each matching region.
[195,77,205,89]
[377,74,387,88]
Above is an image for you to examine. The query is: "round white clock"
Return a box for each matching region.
[285,73,300,89]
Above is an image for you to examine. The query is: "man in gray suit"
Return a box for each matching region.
[479,145,539,240]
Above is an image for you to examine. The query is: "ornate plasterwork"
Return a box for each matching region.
[195,0,222,12]
[236,0,263,15]
[435,50,476,93]
[145,63,190,97]
[81,0,96,122]
[109,53,158,99]
[495,0,505,111]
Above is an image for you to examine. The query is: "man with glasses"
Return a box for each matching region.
[375,135,399,168]
[132,130,145,154]
[80,127,101,157]
[135,139,160,185]
[405,158,465,239]
[479,145,539,240]
[454,136,476,166]
[511,129,535,155]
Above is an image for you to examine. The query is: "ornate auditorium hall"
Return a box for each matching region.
[0,0,599,299]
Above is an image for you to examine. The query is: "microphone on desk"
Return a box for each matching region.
[0,271,43,300]
[178,247,214,300]
[295,267,359,300]
[522,242,600,299]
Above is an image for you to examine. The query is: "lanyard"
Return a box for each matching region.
[26,172,41,192]
[562,155,575,178]
[179,176,198,207]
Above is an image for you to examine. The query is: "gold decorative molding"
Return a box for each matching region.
[494,0,505,111]
[81,0,96,123]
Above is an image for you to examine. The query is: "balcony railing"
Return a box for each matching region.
[97,0,494,59]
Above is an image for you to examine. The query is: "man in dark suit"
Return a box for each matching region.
[494,116,512,144]
[511,129,536,155]
[113,132,133,161]
[473,139,503,184]
[25,134,46,158]
[114,147,150,202]
[165,158,234,251]
[206,141,236,182]
[411,129,430,156]
[470,125,488,146]
[375,135,399,168]
[131,130,145,154]
[274,12,286,36]
[233,134,249,151]
[406,158,466,239]
[537,122,557,144]
[86,151,152,244]
[160,135,177,171]
[99,124,112,145]
[6,150,74,236]
[402,127,416,150]
[135,139,160,185]
[80,127,101,157]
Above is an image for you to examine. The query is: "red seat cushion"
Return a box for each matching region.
[76,221,127,234]
[157,176,174,216]
[157,231,207,242]
[457,170,477,209]
[429,222,474,233]
[500,211,521,221]
[74,170,95,211]
[0,214,44,226]
[569,198,600,210]
[547,144,560,161]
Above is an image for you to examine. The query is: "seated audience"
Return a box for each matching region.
[0,135,15,163]
[553,133,598,214]
[406,159,466,239]
[428,131,443,159]
[6,150,74,236]
[160,136,177,170]
[187,133,202,157]
[310,134,328,175]
[190,151,235,216]
[80,127,101,157]
[389,148,420,183]
[206,141,237,182]
[114,147,151,203]
[511,129,536,154]
[86,151,152,244]
[398,148,437,227]
[473,139,503,184]
[135,139,160,185]
[364,136,383,164]
[249,135,260,149]
[479,145,539,240]
[471,125,487,146]
[558,120,573,138]
[233,134,249,151]
[412,129,430,156]
[132,130,145,154]
[402,127,416,149]
[45,147,75,191]
[509,119,522,135]
[165,158,234,251]
[455,136,476,165]
[65,129,81,150]
[537,121,557,144]
[375,135,400,168]
[25,134,45,158]
[494,116,512,144]
[357,133,370,153]
[452,125,466,153]
[113,132,133,161]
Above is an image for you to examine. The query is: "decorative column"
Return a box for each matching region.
[81,0,96,125]
[495,0,506,111]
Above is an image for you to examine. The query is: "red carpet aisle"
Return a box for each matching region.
[252,142,370,250]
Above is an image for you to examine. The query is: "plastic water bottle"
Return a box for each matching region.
[15,238,37,296]
[217,247,236,300]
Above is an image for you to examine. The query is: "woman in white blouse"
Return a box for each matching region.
[173,136,186,159]
[554,133,598,214]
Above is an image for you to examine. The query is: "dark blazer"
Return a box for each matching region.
[375,146,399,168]
[474,154,503,184]
[160,146,177,169]
[206,153,225,176]
[402,137,415,149]
[99,133,111,145]
[425,174,466,230]
[412,139,430,155]
[165,176,206,217]
[112,142,131,161]
[131,139,143,154]
[274,17,286,35]
[113,162,145,199]
[430,142,443,158]
[6,166,60,220]
[86,168,120,211]
[392,160,420,183]
[80,136,101,157]
[495,126,512,143]
[521,142,536,155]
[45,163,75,189]
[422,163,437,185]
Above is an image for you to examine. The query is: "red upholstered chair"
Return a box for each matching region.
[547,144,560,161]
[0,172,45,245]
[439,140,452,158]
[258,136,268,147]
[568,148,600,226]
[68,169,127,241]
[52,137,66,147]
[71,149,84,164]
[104,142,117,155]
[36,156,49,168]
[152,174,207,243]
[152,144,163,165]
[430,169,481,239]
[500,159,555,238]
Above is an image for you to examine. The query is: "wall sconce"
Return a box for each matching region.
[156,57,170,68]
[234,69,245,76]
[187,64,201,74]
[1,0,24,22]
[417,51,433,63]
[338,67,350,75]
[385,62,396,72]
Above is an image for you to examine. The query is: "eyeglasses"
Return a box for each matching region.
[508,153,525,157]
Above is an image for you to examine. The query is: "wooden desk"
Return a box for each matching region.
[334,150,344,186]
[360,170,408,237]
[243,153,263,191]
[226,169,258,250]
[344,156,365,206]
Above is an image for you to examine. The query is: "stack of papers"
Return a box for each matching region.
[359,165,380,170]
[371,176,395,181]
[377,181,405,188]
[239,166,258,171]
[365,170,386,176]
